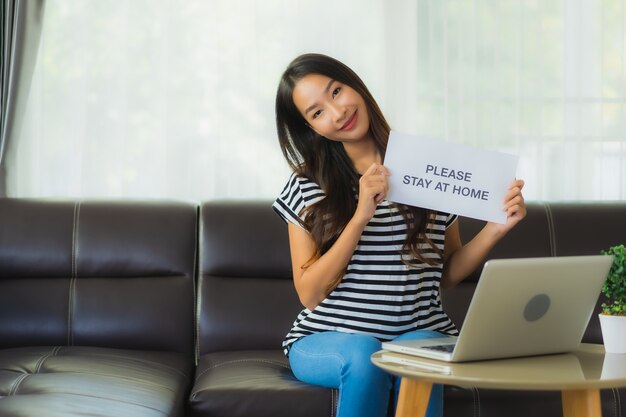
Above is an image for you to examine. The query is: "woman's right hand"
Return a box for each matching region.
[353,163,390,226]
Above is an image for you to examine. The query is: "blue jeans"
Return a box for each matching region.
[289,330,444,417]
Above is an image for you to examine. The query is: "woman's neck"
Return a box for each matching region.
[343,136,381,175]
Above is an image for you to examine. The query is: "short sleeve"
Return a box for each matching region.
[272,173,325,228]
[445,213,458,227]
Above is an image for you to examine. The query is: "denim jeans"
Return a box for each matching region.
[289,330,444,417]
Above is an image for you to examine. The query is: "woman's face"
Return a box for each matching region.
[292,74,371,143]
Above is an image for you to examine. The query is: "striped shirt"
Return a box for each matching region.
[273,173,458,356]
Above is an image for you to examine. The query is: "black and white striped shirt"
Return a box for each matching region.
[273,173,458,356]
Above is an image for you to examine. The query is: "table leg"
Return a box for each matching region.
[395,378,432,417]
[562,389,602,417]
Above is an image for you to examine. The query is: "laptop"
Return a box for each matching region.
[382,255,613,363]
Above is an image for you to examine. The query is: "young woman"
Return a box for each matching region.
[272,53,526,417]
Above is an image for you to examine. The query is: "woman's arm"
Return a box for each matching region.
[441,179,526,289]
[288,163,390,310]
[288,218,366,310]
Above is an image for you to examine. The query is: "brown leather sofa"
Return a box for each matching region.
[0,198,624,417]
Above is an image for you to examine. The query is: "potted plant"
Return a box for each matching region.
[598,244,626,353]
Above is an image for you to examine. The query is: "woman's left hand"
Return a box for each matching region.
[488,179,527,237]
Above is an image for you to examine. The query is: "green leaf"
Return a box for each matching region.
[601,244,626,316]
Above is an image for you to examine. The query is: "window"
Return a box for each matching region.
[8,0,625,201]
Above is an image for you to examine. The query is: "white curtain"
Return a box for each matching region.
[406,0,626,201]
[6,0,626,201]
[0,0,46,196]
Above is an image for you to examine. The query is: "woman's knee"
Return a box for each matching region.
[393,329,444,343]
[339,335,389,382]
[344,334,382,355]
[288,332,386,387]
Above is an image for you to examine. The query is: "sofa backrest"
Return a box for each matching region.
[443,201,626,344]
[197,201,301,355]
[441,203,554,328]
[198,200,625,355]
[0,199,197,356]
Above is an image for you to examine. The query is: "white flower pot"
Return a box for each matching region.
[599,314,626,354]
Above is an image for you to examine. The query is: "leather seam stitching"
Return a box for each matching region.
[35,346,61,373]
[190,358,290,399]
[544,203,557,256]
[10,347,61,396]
[472,387,476,417]
[69,202,80,346]
[8,374,29,396]
[195,205,203,365]
[192,205,199,365]
[474,387,481,417]
[199,358,290,377]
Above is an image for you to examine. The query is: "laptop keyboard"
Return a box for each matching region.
[421,344,455,353]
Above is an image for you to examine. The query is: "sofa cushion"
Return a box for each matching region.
[0,199,197,356]
[548,202,626,257]
[194,202,337,416]
[197,201,301,354]
[189,350,335,417]
[0,346,192,417]
[0,199,198,416]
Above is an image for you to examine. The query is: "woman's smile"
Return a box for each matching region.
[340,111,358,131]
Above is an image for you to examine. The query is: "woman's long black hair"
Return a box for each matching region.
[275,53,441,290]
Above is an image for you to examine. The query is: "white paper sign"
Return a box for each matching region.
[384,131,519,224]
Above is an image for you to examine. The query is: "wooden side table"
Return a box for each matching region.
[371,343,626,417]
